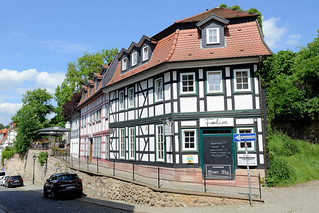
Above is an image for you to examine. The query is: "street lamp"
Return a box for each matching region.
[32,154,36,184]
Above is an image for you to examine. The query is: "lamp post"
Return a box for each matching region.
[32,154,36,184]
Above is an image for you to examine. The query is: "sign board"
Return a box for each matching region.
[206,164,232,179]
[164,124,172,136]
[233,133,256,142]
[200,118,234,127]
[186,155,194,164]
[237,154,257,166]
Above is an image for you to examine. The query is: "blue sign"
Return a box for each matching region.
[233,133,256,142]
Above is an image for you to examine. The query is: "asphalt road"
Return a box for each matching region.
[0,185,132,213]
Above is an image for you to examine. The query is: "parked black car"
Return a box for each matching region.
[4,175,24,188]
[43,173,83,199]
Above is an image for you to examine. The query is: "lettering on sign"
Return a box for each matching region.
[200,118,234,127]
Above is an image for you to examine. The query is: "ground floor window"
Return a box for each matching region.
[237,128,255,152]
[181,129,197,151]
[93,136,102,158]
[128,127,135,160]
[156,125,165,162]
[119,128,125,159]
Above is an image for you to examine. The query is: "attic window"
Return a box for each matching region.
[131,52,137,66]
[206,28,220,44]
[122,57,127,71]
[142,46,149,61]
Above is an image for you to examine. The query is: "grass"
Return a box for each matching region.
[267,133,319,186]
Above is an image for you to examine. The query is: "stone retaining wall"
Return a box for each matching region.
[3,150,260,207]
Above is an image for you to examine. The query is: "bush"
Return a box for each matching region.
[267,157,295,186]
[1,146,15,165]
[37,151,48,166]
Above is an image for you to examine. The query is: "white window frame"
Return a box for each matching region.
[236,128,255,152]
[128,87,134,108]
[206,27,220,44]
[180,72,196,95]
[181,129,197,152]
[156,124,165,162]
[128,127,135,160]
[142,46,149,61]
[154,77,163,102]
[119,128,125,159]
[121,57,127,71]
[234,68,251,92]
[119,90,125,111]
[206,71,223,93]
[131,52,137,66]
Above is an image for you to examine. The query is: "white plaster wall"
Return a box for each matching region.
[207,96,224,111]
[234,95,253,110]
[180,97,197,112]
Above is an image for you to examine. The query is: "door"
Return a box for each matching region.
[90,139,93,162]
[200,128,235,180]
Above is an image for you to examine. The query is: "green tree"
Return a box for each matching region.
[54,48,118,125]
[11,89,53,155]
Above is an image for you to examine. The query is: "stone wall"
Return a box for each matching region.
[4,149,260,207]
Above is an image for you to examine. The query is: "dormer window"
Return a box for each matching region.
[206,28,220,44]
[122,57,127,71]
[142,46,149,61]
[131,52,137,66]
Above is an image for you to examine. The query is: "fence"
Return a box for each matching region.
[55,153,262,199]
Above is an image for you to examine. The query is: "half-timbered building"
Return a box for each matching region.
[79,7,272,184]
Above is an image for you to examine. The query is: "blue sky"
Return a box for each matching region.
[0,0,318,125]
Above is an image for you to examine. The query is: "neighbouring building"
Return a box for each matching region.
[0,123,17,161]
[77,7,271,184]
[70,113,80,158]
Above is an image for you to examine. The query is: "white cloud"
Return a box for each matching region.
[0,103,22,115]
[286,34,301,46]
[40,40,92,54]
[263,17,288,49]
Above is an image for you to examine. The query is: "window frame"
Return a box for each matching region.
[206,27,220,44]
[155,124,165,162]
[180,72,196,95]
[119,128,126,159]
[206,70,223,94]
[127,87,134,109]
[118,90,125,111]
[131,52,137,66]
[181,129,198,152]
[142,46,149,61]
[154,77,163,102]
[121,57,127,71]
[233,68,251,92]
[236,127,256,152]
[128,127,135,160]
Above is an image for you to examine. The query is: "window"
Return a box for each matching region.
[206,28,220,44]
[93,137,101,158]
[131,52,137,66]
[129,127,135,160]
[156,125,165,161]
[119,128,125,159]
[180,73,196,94]
[119,91,125,110]
[182,129,197,151]
[142,46,149,61]
[237,128,255,152]
[207,71,222,93]
[154,78,163,102]
[234,69,251,92]
[122,57,127,71]
[128,87,134,108]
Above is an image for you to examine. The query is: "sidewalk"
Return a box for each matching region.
[62,156,261,199]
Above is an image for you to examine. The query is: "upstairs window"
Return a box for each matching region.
[142,46,149,61]
[207,71,222,93]
[119,91,125,110]
[121,57,127,71]
[128,87,134,108]
[234,69,251,92]
[206,28,220,44]
[180,73,196,94]
[131,52,137,66]
[154,78,163,102]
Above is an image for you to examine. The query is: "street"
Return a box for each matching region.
[0,185,132,213]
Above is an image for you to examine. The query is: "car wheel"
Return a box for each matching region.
[43,190,48,198]
[51,190,57,200]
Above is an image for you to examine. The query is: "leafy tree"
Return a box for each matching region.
[11,89,53,155]
[54,48,118,124]
[62,92,81,121]
[0,124,5,130]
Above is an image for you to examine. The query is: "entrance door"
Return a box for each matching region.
[90,139,93,162]
[200,128,235,180]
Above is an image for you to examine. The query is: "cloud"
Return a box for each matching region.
[0,103,22,115]
[286,34,301,46]
[263,17,288,49]
[40,40,92,54]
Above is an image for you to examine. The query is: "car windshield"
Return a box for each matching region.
[0,172,5,176]
[12,176,22,180]
[58,174,78,181]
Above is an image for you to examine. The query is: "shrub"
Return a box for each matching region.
[267,157,295,186]
[37,151,48,166]
[1,146,15,165]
